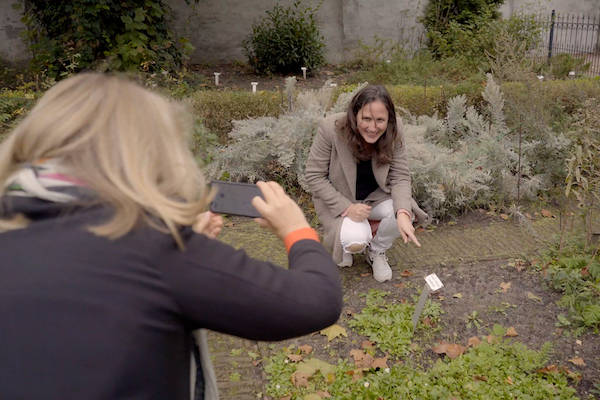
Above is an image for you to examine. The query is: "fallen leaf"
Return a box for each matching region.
[400,269,413,277]
[537,364,558,374]
[453,293,463,299]
[297,358,336,377]
[541,209,553,218]
[500,213,510,220]
[505,327,518,337]
[468,336,482,347]
[486,335,498,344]
[432,342,466,359]
[393,282,406,289]
[360,273,370,277]
[473,375,488,382]
[345,369,364,381]
[350,349,374,368]
[299,345,313,354]
[252,359,262,367]
[361,340,375,350]
[569,357,586,367]
[575,340,582,346]
[287,354,303,362]
[320,324,347,341]
[500,282,511,293]
[422,316,434,327]
[526,291,542,302]
[344,308,355,317]
[291,371,310,387]
[505,376,514,385]
[581,267,589,277]
[372,357,388,369]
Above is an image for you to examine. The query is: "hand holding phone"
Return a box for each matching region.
[251,181,311,240]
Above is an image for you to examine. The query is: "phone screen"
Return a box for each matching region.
[209,181,262,218]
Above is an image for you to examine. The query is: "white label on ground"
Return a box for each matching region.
[425,273,443,291]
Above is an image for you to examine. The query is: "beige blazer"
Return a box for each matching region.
[305,112,425,263]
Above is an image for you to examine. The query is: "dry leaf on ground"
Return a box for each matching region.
[371,357,388,369]
[500,213,510,220]
[350,349,374,368]
[453,293,463,299]
[400,269,413,277]
[291,371,310,387]
[432,342,466,359]
[361,340,374,350]
[468,336,482,347]
[569,357,586,367]
[505,327,518,337]
[299,344,313,354]
[500,282,511,293]
[287,354,303,362]
[541,209,553,217]
[320,324,347,341]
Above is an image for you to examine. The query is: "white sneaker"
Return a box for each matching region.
[366,250,392,282]
[337,252,353,268]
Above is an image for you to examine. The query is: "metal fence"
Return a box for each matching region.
[532,11,600,76]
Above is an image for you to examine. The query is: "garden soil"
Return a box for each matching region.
[209,210,599,399]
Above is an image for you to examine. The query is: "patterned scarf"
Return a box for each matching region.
[4,159,86,202]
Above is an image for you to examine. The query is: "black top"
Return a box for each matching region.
[356,159,379,201]
[0,196,342,400]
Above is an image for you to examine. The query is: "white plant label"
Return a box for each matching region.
[425,273,443,292]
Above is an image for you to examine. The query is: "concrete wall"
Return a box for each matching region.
[0,1,28,64]
[1,0,596,65]
[169,0,426,64]
[501,0,599,16]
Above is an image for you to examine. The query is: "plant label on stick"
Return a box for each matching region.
[412,274,443,331]
[425,273,443,291]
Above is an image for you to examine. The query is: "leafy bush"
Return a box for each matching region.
[541,53,591,79]
[242,0,325,74]
[189,90,283,140]
[348,289,442,357]
[542,242,600,333]
[18,0,193,79]
[0,89,36,138]
[265,332,577,399]
[421,0,503,59]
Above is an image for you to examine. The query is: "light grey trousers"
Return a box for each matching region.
[339,199,401,255]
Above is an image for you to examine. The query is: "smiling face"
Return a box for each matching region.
[356,100,389,144]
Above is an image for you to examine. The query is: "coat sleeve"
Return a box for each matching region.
[158,235,343,341]
[389,119,413,215]
[304,118,352,217]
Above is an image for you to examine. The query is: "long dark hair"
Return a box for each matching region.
[343,85,399,165]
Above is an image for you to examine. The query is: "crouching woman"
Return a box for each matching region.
[305,85,426,282]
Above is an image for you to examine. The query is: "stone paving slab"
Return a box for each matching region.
[208,214,573,399]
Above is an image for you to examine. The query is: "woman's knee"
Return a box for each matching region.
[340,218,371,253]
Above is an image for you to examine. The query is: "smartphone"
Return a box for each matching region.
[209,180,263,218]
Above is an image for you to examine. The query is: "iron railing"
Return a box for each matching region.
[532,10,600,76]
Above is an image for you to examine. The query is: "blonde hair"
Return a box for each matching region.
[0,73,211,248]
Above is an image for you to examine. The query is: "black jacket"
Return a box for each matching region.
[0,196,342,399]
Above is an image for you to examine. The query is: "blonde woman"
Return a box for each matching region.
[0,73,342,400]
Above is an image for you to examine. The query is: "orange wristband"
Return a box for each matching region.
[283,227,320,253]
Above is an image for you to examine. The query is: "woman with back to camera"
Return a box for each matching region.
[305,84,427,282]
[0,73,342,400]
